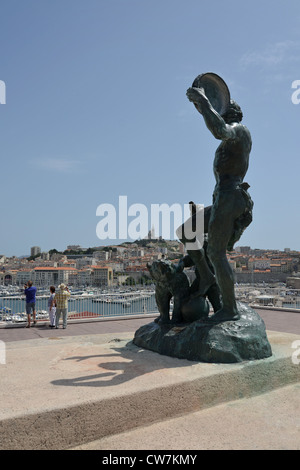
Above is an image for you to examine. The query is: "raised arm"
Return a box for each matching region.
[186,87,236,141]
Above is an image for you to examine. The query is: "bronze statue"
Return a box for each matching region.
[134,74,272,362]
[147,259,209,324]
[177,73,253,322]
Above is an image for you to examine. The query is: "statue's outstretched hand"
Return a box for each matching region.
[186,87,206,103]
[186,87,208,114]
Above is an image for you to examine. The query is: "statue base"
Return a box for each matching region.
[133,303,272,363]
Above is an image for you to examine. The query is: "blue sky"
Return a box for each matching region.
[1,0,300,256]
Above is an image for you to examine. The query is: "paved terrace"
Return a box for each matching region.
[0,308,299,450]
[0,307,299,341]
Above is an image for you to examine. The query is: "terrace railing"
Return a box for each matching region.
[1,286,299,327]
[0,290,158,325]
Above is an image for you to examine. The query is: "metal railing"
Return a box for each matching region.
[1,284,299,327]
[0,289,158,326]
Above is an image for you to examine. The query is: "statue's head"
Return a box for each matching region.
[222,100,243,123]
[147,260,176,282]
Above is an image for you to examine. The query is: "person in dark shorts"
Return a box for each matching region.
[24,280,37,328]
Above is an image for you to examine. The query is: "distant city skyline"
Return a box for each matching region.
[1,1,300,256]
[1,236,298,290]
[1,242,299,259]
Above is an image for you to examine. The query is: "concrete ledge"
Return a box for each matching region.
[0,330,299,450]
[255,306,300,314]
[0,313,158,329]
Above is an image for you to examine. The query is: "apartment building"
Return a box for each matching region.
[90,266,113,287]
[16,270,32,285]
[30,246,41,257]
[33,267,77,287]
[248,258,271,271]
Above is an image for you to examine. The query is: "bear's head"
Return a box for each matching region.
[147,260,176,283]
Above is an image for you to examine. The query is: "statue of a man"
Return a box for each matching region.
[177,86,253,322]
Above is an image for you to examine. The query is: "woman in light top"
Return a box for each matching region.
[48,286,56,328]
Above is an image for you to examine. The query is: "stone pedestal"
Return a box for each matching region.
[133,303,272,363]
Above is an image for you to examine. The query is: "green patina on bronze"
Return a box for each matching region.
[134,73,272,363]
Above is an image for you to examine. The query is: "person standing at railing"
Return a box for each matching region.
[24,280,37,328]
[48,286,56,328]
[55,284,71,329]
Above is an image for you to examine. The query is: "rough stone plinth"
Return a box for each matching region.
[133,303,272,363]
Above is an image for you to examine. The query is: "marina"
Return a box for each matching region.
[235,283,300,309]
[0,287,158,324]
[0,283,299,326]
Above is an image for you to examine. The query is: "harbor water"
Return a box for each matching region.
[0,290,158,322]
